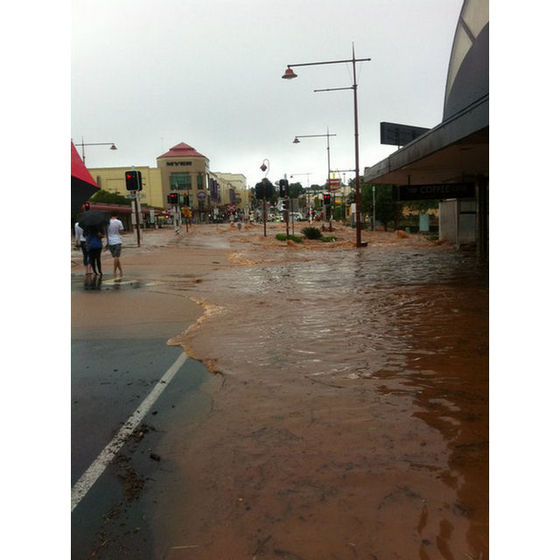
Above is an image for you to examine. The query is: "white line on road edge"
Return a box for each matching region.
[71,352,188,512]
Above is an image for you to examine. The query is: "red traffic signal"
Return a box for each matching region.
[125,170,142,191]
[168,192,179,204]
[84,202,90,211]
[323,194,331,205]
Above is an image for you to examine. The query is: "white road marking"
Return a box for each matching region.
[71,352,188,512]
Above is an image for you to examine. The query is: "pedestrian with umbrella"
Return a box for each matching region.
[74,220,91,275]
[78,209,109,276]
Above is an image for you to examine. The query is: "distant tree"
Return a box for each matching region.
[289,182,304,199]
[374,184,402,230]
[255,180,278,204]
[267,179,279,204]
[361,182,374,212]
[90,189,130,205]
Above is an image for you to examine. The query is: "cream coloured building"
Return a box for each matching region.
[87,141,249,218]
[211,172,250,212]
[89,165,164,208]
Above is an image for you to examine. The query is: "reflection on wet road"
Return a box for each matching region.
[173,242,488,559]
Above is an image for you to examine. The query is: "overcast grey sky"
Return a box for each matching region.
[71,0,463,188]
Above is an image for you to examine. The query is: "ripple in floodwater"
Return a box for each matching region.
[171,244,488,558]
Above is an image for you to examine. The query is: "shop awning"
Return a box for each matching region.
[71,142,99,217]
[364,94,488,186]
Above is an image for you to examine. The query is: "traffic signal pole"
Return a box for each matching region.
[291,198,295,236]
[285,201,289,240]
[134,195,141,247]
[125,168,143,247]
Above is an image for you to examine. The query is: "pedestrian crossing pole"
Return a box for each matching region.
[134,195,141,247]
[131,166,141,247]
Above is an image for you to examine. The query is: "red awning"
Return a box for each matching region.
[71,141,100,217]
[71,142,98,187]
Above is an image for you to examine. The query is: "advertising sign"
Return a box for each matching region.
[380,122,430,146]
[393,183,475,201]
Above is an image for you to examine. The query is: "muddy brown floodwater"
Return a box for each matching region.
[154,224,488,560]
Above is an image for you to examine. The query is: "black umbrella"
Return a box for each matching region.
[77,209,110,231]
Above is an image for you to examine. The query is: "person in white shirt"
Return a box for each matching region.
[107,213,125,277]
[74,221,91,275]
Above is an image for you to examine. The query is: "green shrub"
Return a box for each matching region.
[320,236,337,242]
[302,226,322,240]
[276,234,303,243]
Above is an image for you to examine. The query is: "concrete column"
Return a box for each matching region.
[476,176,489,260]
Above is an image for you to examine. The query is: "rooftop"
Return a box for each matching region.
[157,142,207,159]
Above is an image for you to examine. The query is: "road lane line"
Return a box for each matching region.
[71,352,188,512]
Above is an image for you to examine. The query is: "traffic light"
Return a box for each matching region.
[262,178,274,199]
[84,202,90,211]
[323,194,331,205]
[279,179,288,198]
[125,170,142,191]
[168,192,179,204]
[184,194,190,206]
[282,199,289,211]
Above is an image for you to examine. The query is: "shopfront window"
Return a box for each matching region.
[171,172,192,190]
[197,173,204,190]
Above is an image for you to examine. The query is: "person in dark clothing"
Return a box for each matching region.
[85,225,105,275]
[74,221,91,275]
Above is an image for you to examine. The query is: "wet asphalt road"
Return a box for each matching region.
[71,276,212,559]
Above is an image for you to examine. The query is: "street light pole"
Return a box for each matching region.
[293,129,336,230]
[75,138,118,164]
[260,159,270,237]
[290,173,311,222]
[282,44,371,247]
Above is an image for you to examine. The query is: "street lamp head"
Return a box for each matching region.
[293,137,300,144]
[282,67,297,80]
[260,163,268,172]
[110,143,117,150]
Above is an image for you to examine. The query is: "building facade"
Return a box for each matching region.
[90,166,163,208]
[86,142,249,221]
[364,0,488,255]
[211,172,250,214]
[157,142,209,216]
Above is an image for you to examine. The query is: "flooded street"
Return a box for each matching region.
[161,225,488,560]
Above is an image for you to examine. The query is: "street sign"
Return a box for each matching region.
[327,178,341,191]
[393,183,475,201]
[380,122,430,146]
